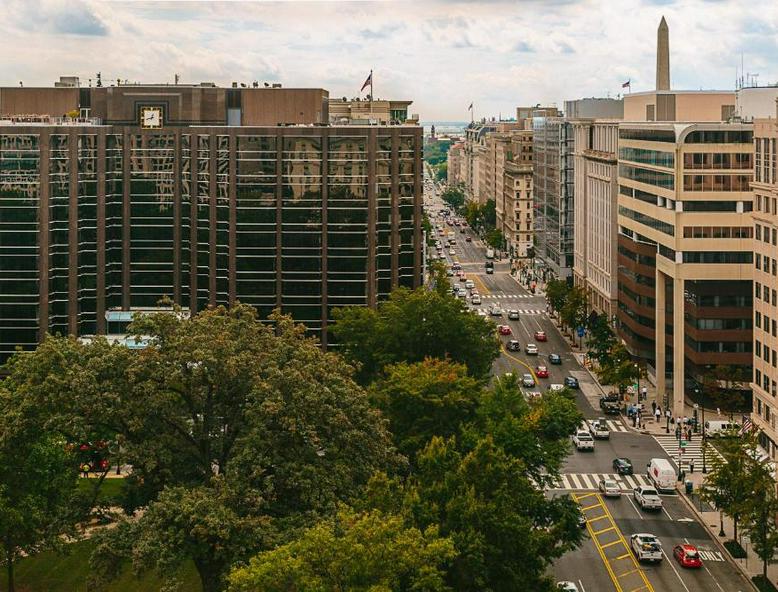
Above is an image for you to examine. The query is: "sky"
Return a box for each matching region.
[2,0,777,120]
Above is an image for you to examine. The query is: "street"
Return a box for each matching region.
[424,178,752,592]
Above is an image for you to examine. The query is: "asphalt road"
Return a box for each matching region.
[424,181,752,592]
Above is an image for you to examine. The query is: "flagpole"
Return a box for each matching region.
[370,69,373,119]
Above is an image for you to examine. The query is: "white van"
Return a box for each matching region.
[705,420,739,438]
[646,458,676,493]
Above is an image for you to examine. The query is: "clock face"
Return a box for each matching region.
[140,107,163,129]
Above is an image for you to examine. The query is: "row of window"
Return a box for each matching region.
[683,152,752,170]
[685,336,752,353]
[682,174,752,192]
[756,253,778,275]
[755,137,777,184]
[682,251,752,264]
[754,373,778,399]
[681,200,752,212]
[619,147,674,168]
[755,312,778,338]
[682,226,752,239]
[619,164,675,190]
[618,206,674,236]
[756,340,778,368]
[755,223,778,245]
[755,194,778,215]
[756,282,778,306]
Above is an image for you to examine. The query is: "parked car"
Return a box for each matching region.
[525,343,538,355]
[522,373,535,388]
[598,478,621,497]
[612,457,633,475]
[459,274,467,282]
[631,533,663,563]
[599,393,620,415]
[572,430,594,451]
[534,330,547,341]
[633,486,663,511]
[549,353,562,365]
[507,340,521,352]
[448,248,456,255]
[536,365,549,378]
[508,310,520,320]
[498,325,512,336]
[673,544,702,569]
[564,376,579,389]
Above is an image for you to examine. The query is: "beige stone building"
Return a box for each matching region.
[572,120,620,317]
[751,113,778,459]
[447,142,465,186]
[328,97,416,125]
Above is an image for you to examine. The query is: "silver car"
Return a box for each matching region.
[598,478,621,497]
[508,310,520,320]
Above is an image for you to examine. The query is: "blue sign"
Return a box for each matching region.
[577,326,585,337]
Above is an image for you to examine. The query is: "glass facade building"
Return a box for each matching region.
[0,125,422,360]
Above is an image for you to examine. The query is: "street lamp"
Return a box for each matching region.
[701,403,707,474]
[719,511,726,537]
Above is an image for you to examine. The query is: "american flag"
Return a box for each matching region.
[739,416,753,435]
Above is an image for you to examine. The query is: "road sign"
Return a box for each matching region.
[680,441,687,448]
[577,326,585,337]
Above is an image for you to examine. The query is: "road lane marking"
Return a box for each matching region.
[662,506,674,521]
[471,273,490,295]
[500,345,538,381]
[578,580,587,592]
[661,548,691,592]
[626,494,644,519]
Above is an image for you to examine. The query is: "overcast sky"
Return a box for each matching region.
[2,0,777,120]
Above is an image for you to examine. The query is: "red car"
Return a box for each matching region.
[465,236,472,242]
[536,365,549,378]
[498,325,512,336]
[673,544,702,569]
[534,330,547,342]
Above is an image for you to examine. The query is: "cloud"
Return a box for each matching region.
[514,40,535,53]
[9,0,108,36]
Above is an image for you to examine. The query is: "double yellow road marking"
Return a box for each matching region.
[573,492,655,592]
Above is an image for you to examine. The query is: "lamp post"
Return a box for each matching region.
[701,403,707,474]
[635,364,640,402]
[719,511,726,537]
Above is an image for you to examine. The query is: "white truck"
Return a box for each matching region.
[647,458,676,493]
[589,418,610,440]
[486,248,495,259]
[572,430,594,451]
[633,485,663,511]
[631,533,663,563]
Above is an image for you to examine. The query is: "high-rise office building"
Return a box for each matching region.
[0,81,422,360]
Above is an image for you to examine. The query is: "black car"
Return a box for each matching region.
[612,457,633,475]
[599,394,621,415]
[507,340,521,352]
[549,353,562,365]
[564,376,579,389]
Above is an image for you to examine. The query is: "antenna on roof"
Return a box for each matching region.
[96,72,102,87]
[174,73,180,85]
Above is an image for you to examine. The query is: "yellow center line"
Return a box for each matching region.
[471,273,490,295]
[501,346,538,382]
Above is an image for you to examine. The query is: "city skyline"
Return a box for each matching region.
[2,0,777,120]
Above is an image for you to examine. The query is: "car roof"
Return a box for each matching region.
[678,544,697,551]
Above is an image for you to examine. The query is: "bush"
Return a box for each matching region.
[724,539,747,558]
[752,575,778,592]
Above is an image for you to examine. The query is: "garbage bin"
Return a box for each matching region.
[685,480,693,494]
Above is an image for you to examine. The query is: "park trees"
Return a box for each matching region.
[332,287,500,385]
[485,228,504,250]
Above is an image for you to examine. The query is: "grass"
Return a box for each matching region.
[2,540,201,592]
[752,575,778,592]
[724,539,747,559]
[77,477,126,505]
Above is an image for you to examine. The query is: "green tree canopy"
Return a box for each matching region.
[559,286,588,332]
[228,506,456,592]
[586,314,617,367]
[4,305,396,592]
[545,279,569,315]
[332,287,500,385]
[440,186,466,212]
[370,358,483,460]
[436,162,448,182]
[485,228,504,250]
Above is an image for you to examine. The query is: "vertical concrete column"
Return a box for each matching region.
[672,275,685,418]
[655,270,666,406]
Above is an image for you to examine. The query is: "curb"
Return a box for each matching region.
[676,490,760,591]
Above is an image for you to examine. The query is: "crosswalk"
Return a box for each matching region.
[585,419,629,433]
[482,293,537,300]
[653,434,724,471]
[550,472,652,491]
[482,308,545,315]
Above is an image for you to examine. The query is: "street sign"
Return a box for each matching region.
[680,441,687,448]
[577,326,585,337]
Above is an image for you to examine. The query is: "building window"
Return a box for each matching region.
[757,340,762,357]
[756,312,762,328]
[756,224,762,240]
[756,253,762,270]
[757,368,762,386]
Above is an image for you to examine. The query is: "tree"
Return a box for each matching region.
[332,287,501,385]
[703,365,750,418]
[227,506,456,592]
[597,343,642,396]
[586,314,617,367]
[436,162,448,182]
[482,198,496,228]
[701,433,764,544]
[441,186,465,212]
[370,358,482,460]
[545,279,569,315]
[742,466,778,582]
[559,286,588,333]
[462,200,484,228]
[4,305,396,592]
[430,260,450,297]
[0,435,81,592]
[485,228,504,250]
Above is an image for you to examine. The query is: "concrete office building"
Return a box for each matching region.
[0,81,422,360]
[500,129,534,258]
[328,97,417,126]
[751,111,778,459]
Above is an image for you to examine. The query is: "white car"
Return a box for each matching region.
[490,306,503,317]
[465,280,475,289]
[633,486,663,511]
[598,478,621,497]
[525,343,538,355]
[572,430,594,451]
[522,373,535,387]
[557,583,579,592]
[590,418,610,440]
[471,295,482,305]
[508,310,520,320]
[448,248,456,255]
[631,533,663,563]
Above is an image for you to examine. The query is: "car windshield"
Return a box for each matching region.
[577,433,592,440]
[685,549,699,558]
[604,480,618,488]
[643,488,658,496]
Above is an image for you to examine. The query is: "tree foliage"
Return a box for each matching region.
[228,506,457,592]
[436,162,448,182]
[370,359,482,460]
[596,343,642,395]
[545,280,569,315]
[586,314,617,367]
[332,287,500,385]
[484,228,504,250]
[440,186,466,212]
[4,305,396,592]
[559,286,588,332]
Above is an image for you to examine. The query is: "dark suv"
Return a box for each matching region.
[599,393,621,415]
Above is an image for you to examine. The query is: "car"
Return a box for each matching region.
[525,391,543,399]
[457,291,467,300]
[459,274,467,282]
[498,325,512,336]
[590,418,610,440]
[471,295,482,305]
[673,544,702,569]
[508,310,520,320]
[451,263,461,271]
[449,237,457,245]
[631,533,663,563]
[522,373,535,388]
[549,353,562,365]
[449,248,456,255]
[536,365,549,378]
[598,478,621,497]
[548,384,565,392]
[534,330,547,341]
[465,280,475,289]
[485,264,494,274]
[564,376,579,389]
[465,236,472,242]
[525,343,538,355]
[490,306,503,317]
[612,457,633,475]
[507,340,520,352]
[446,268,454,277]
[556,583,579,592]
[633,486,663,511]
[572,430,594,451]
[599,393,621,415]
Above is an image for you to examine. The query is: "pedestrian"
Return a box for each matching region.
[652,400,657,414]
[689,458,695,473]
[632,413,637,427]
[655,406,661,423]
[636,415,641,429]
[686,428,692,442]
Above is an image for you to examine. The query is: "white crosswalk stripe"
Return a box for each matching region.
[549,472,652,491]
[585,419,629,433]
[482,293,535,299]
[474,308,545,315]
[653,434,724,471]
